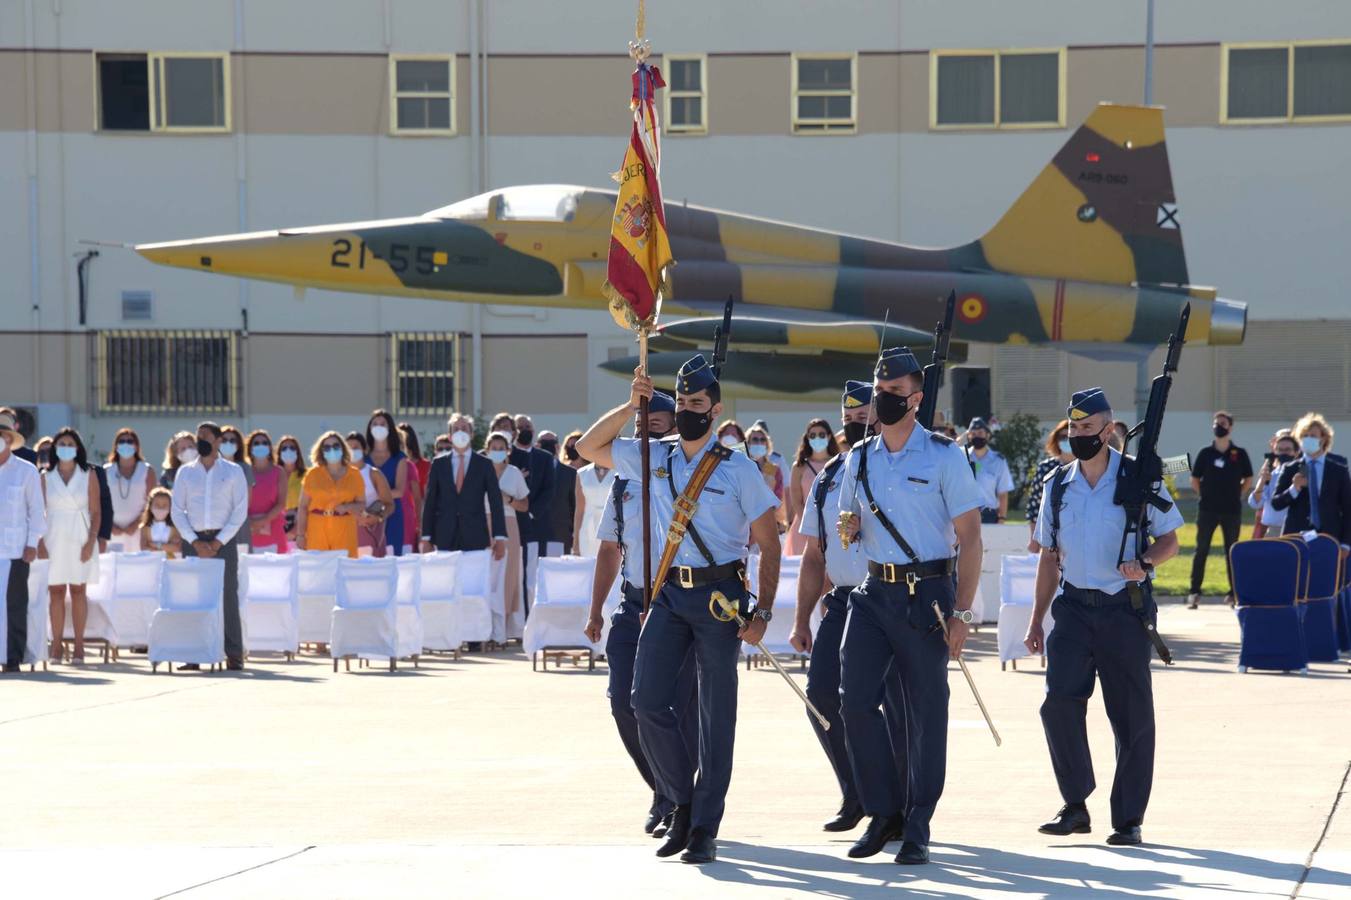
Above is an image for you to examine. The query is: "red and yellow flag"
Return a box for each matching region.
[603,62,674,332]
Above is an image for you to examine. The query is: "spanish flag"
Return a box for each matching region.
[603,62,674,332]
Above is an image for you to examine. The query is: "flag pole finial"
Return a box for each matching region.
[630,0,650,62]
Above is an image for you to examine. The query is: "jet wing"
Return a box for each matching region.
[657,306,936,355]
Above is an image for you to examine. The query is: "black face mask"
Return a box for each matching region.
[842,421,869,446]
[874,391,913,426]
[196,438,215,458]
[1276,452,1295,464]
[675,409,713,442]
[538,440,558,457]
[1213,424,1230,438]
[969,436,988,450]
[517,429,533,446]
[1069,427,1107,462]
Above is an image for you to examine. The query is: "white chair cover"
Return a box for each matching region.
[0,560,50,665]
[523,555,596,655]
[71,552,119,647]
[241,553,300,654]
[997,552,1056,664]
[295,551,346,644]
[742,555,820,658]
[395,555,423,659]
[974,524,1030,624]
[107,552,166,648]
[455,550,493,642]
[149,557,226,666]
[330,556,399,662]
[418,551,462,652]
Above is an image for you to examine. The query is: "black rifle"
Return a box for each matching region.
[1113,302,1190,665]
[916,290,956,431]
[711,294,735,379]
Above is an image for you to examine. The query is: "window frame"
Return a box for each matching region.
[96,329,239,414]
[790,52,858,135]
[390,331,462,416]
[93,51,232,134]
[929,47,1066,131]
[663,53,708,135]
[389,53,457,137]
[1220,39,1351,125]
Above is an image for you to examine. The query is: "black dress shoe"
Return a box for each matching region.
[1,664,20,673]
[226,658,245,671]
[1038,803,1091,836]
[1106,826,1142,846]
[847,814,905,859]
[895,841,929,865]
[823,803,865,833]
[653,810,673,839]
[655,805,691,858]
[680,828,716,864]
[177,663,201,671]
[644,806,663,835]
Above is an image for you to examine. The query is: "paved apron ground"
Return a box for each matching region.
[1,600,1347,898]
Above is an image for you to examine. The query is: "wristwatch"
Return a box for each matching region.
[951,608,976,625]
[751,607,773,624]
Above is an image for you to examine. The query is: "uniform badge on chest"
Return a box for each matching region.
[653,467,669,479]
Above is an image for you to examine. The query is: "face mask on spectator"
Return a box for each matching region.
[195,439,214,458]
[808,436,830,453]
[280,448,298,464]
[251,443,270,459]
[1302,436,1322,455]
[1058,439,1070,455]
[434,446,452,458]
[720,434,739,448]
[179,447,199,465]
[748,443,768,459]
[322,447,344,464]
[116,441,137,459]
[969,436,988,450]
[1276,452,1295,464]
[517,429,533,446]
[218,441,237,459]
[349,447,364,463]
[487,449,508,464]
[370,424,389,442]
[55,445,77,462]
[152,505,170,522]
[451,431,472,450]
[1213,424,1230,438]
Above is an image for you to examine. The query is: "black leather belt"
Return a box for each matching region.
[868,558,954,593]
[670,560,746,590]
[1061,583,1131,607]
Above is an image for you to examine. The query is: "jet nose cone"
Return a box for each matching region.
[1209,298,1247,345]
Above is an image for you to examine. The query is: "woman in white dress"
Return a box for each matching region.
[104,427,157,552]
[40,428,102,663]
[574,461,617,558]
[484,432,529,642]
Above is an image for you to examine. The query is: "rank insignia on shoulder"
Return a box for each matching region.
[929,432,954,445]
[653,467,669,479]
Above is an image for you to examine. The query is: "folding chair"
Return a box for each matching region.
[24,560,52,671]
[65,552,118,663]
[997,552,1055,670]
[418,551,462,658]
[1231,539,1307,673]
[149,557,226,672]
[394,555,423,665]
[295,550,346,650]
[526,555,598,671]
[456,550,493,646]
[742,555,809,671]
[107,551,166,656]
[1298,534,1341,663]
[240,553,300,660]
[330,556,399,671]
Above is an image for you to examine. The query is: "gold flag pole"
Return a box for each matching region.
[931,602,1002,747]
[630,7,656,616]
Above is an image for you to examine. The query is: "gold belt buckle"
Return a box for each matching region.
[882,562,897,583]
[905,570,919,596]
[676,566,695,589]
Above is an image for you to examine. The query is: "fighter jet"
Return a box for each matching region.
[136,103,1245,396]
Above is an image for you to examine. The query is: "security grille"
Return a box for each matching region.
[97,330,237,413]
[392,332,460,415]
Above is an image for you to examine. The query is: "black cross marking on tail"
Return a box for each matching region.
[1157,203,1179,230]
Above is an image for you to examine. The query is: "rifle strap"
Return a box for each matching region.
[814,455,847,556]
[666,442,718,567]
[857,440,921,563]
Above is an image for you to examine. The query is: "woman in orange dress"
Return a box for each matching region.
[296,431,365,558]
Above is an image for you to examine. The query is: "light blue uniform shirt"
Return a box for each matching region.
[797,456,869,588]
[967,447,1014,510]
[613,434,779,568]
[595,477,656,588]
[838,425,982,564]
[1033,447,1185,594]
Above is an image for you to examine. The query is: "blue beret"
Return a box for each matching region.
[876,347,921,381]
[1067,387,1111,420]
[677,354,718,395]
[842,380,872,409]
[649,390,675,414]
[968,417,989,432]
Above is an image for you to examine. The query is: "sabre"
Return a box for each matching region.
[710,591,831,732]
[931,602,1001,747]
[837,309,889,550]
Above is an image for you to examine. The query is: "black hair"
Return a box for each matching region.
[197,421,223,439]
[50,426,90,471]
[366,408,404,455]
[346,430,369,452]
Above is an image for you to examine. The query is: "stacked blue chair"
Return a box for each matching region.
[1298,534,1342,662]
[1338,554,1351,655]
[1230,539,1307,674]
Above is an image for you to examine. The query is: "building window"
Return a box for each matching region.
[931,49,1065,129]
[792,53,856,134]
[393,333,460,415]
[1223,41,1351,123]
[97,331,237,413]
[664,54,706,133]
[96,52,230,132]
[121,291,153,321]
[390,55,456,135]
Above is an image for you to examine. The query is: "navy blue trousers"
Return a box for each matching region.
[632,575,746,836]
[605,584,698,816]
[807,585,909,812]
[1041,585,1156,830]
[840,574,954,845]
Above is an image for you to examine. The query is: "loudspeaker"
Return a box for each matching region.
[950,367,991,428]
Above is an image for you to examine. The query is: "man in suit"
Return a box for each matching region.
[420,413,508,558]
[509,413,555,612]
[538,430,578,555]
[1271,412,1351,552]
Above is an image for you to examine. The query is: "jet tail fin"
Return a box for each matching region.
[977,103,1189,287]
